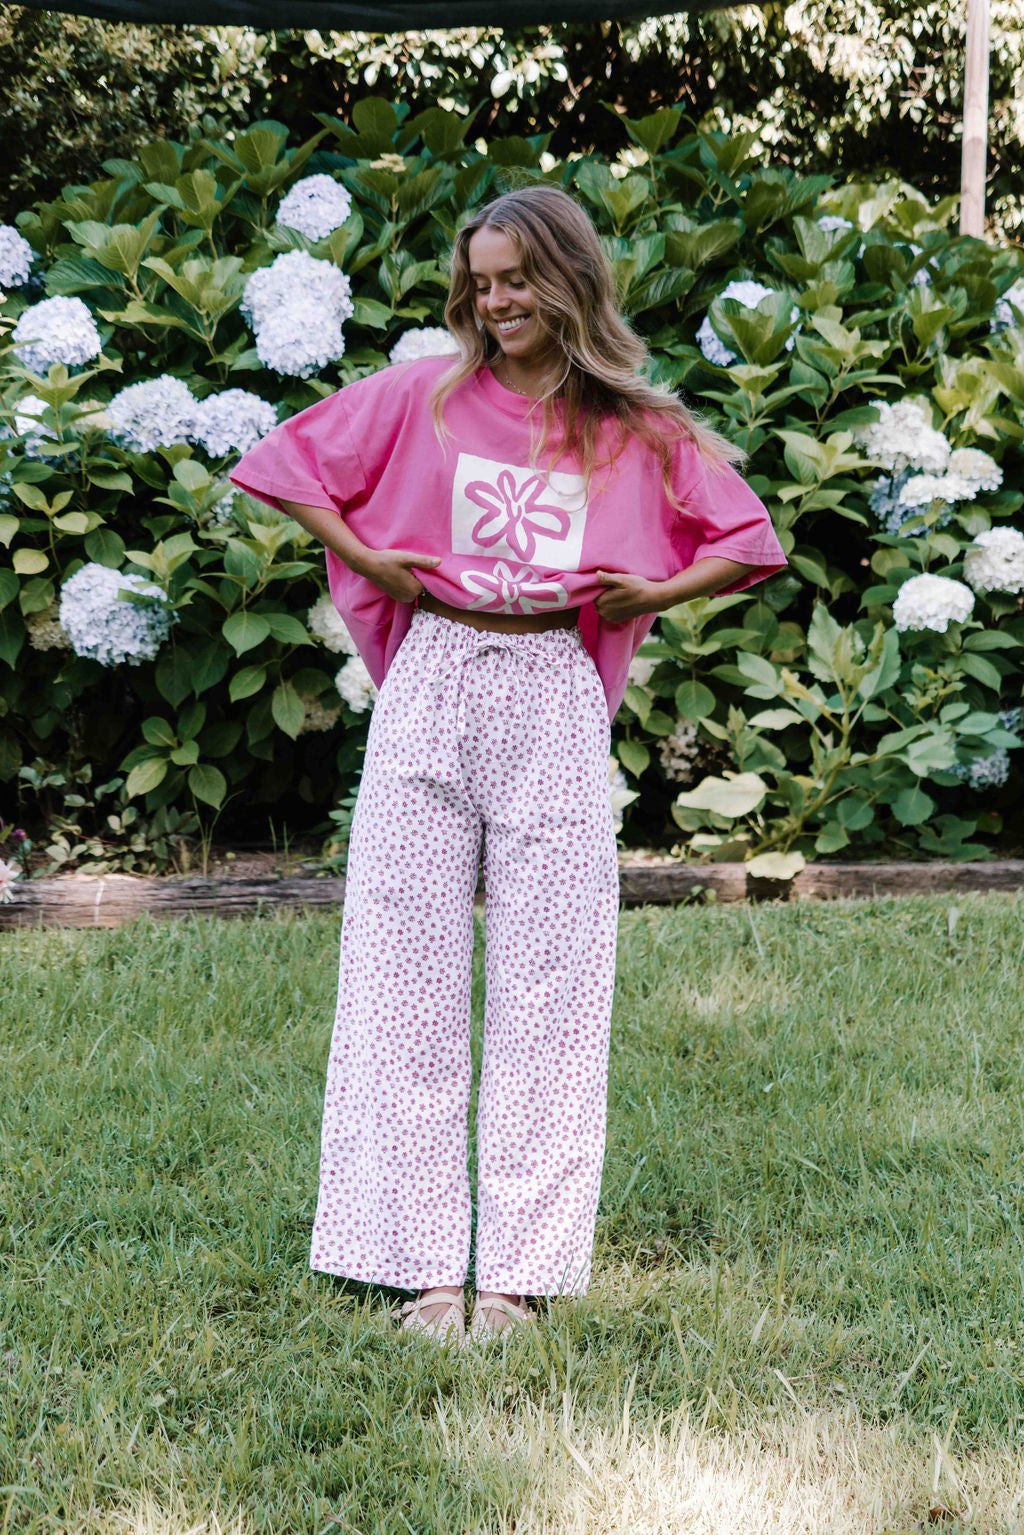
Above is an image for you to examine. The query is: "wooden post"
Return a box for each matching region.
[960,0,990,237]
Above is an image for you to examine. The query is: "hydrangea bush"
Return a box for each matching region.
[1,102,1023,866]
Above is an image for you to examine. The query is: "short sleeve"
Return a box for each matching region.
[229,390,367,516]
[670,437,787,594]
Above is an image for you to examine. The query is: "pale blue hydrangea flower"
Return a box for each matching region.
[816,215,855,234]
[59,563,174,666]
[952,749,1011,790]
[388,328,460,366]
[998,707,1023,733]
[276,175,354,241]
[696,279,799,367]
[192,390,277,457]
[241,251,354,378]
[12,296,102,373]
[107,376,199,453]
[0,225,34,287]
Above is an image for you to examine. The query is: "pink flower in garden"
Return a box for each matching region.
[465,470,572,562]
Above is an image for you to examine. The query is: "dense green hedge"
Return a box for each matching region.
[1,102,1023,872]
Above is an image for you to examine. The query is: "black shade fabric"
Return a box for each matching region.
[14,0,744,27]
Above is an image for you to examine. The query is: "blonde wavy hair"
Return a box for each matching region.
[429,184,743,505]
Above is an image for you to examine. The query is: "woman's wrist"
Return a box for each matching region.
[653,558,757,610]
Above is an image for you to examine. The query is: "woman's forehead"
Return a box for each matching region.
[467,225,522,275]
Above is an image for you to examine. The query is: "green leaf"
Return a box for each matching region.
[958,652,1003,692]
[229,665,267,702]
[12,550,48,576]
[223,611,271,655]
[623,683,652,723]
[890,784,936,826]
[141,717,177,748]
[616,739,650,778]
[188,763,227,809]
[0,569,19,610]
[125,756,169,798]
[675,772,768,818]
[748,708,804,729]
[263,613,309,645]
[271,681,305,739]
[675,679,716,721]
[0,516,18,550]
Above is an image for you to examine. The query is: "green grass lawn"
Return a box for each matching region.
[3,896,1024,1535]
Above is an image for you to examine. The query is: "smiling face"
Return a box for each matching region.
[468,225,555,370]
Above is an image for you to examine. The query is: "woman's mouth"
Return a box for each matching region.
[495,316,528,337]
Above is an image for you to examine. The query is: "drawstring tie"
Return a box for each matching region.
[428,629,536,741]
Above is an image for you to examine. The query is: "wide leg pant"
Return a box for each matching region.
[309,608,620,1296]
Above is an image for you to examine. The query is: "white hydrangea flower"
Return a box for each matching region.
[696,279,800,367]
[627,652,657,688]
[658,720,701,782]
[335,654,377,713]
[0,224,34,287]
[953,749,1011,790]
[241,252,354,378]
[892,573,975,633]
[11,393,54,455]
[297,694,343,734]
[388,328,460,366]
[608,758,638,833]
[308,594,358,655]
[192,389,277,457]
[0,857,22,903]
[853,398,950,474]
[12,296,102,374]
[276,175,354,241]
[59,562,174,666]
[946,448,1002,496]
[25,603,72,651]
[107,376,199,452]
[990,279,1024,333]
[962,527,1024,594]
[897,471,977,510]
[816,214,855,233]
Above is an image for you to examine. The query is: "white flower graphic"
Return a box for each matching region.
[459,561,569,615]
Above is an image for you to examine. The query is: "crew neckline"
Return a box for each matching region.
[474,363,564,419]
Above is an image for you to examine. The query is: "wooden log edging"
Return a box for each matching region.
[3,861,1024,930]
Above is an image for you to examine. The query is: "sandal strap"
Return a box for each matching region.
[397,1288,464,1317]
[475,1296,531,1322]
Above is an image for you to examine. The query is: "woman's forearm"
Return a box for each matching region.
[279,498,376,577]
[655,556,756,608]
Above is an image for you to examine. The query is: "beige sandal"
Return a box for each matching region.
[469,1294,535,1343]
[393,1287,466,1346]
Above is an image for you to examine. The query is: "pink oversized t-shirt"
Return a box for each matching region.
[230,355,786,720]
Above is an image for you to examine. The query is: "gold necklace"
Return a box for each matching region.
[500,364,532,397]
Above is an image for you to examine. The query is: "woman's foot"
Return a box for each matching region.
[469,1291,535,1342]
[394,1286,466,1345]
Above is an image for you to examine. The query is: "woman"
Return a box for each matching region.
[231,184,785,1346]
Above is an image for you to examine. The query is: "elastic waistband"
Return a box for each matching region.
[409,605,584,655]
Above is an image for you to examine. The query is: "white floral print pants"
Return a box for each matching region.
[309,608,620,1296]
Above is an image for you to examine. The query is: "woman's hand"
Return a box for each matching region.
[594,570,664,623]
[363,549,442,602]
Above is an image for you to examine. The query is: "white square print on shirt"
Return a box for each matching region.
[451,453,589,570]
